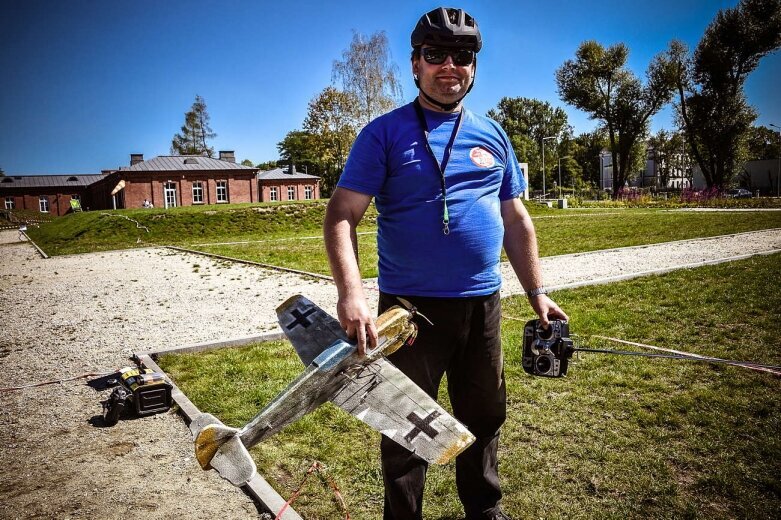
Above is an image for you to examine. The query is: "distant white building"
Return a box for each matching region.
[639,147,691,190]
[598,150,613,191]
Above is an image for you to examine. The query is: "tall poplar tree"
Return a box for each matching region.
[668,0,781,189]
[171,95,217,157]
[332,31,403,126]
[556,42,677,197]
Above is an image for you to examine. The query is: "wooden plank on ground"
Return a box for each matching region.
[134,353,302,519]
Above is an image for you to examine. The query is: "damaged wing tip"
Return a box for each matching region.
[435,433,477,465]
[194,423,239,470]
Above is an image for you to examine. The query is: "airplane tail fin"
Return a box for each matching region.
[190,413,257,486]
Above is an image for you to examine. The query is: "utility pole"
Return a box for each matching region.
[542,136,556,199]
[770,123,780,197]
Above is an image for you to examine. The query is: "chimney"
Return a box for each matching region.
[219,150,236,163]
[287,158,295,174]
[130,153,144,166]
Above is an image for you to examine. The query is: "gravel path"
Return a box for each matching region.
[1,227,779,519]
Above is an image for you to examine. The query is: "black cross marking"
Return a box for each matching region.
[404,410,441,442]
[286,307,317,330]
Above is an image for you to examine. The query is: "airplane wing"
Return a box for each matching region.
[276,295,348,366]
[330,357,475,465]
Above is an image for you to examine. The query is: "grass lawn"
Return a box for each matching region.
[190,208,781,278]
[159,253,781,519]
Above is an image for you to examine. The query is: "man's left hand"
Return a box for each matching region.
[529,294,568,329]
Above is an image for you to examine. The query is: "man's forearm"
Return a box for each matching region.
[324,212,365,299]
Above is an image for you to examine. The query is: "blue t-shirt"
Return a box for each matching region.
[338,101,525,297]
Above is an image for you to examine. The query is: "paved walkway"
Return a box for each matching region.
[361,228,781,302]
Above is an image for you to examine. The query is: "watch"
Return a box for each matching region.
[526,287,548,298]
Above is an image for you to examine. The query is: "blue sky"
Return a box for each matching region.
[1,0,778,174]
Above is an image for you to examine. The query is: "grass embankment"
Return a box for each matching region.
[26,202,781,272]
[160,253,781,519]
[24,201,377,256]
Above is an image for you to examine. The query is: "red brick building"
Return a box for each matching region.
[0,151,323,216]
[0,174,108,216]
[110,151,260,209]
[257,167,321,202]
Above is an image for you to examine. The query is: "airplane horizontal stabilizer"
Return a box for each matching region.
[190,413,257,486]
[276,295,348,366]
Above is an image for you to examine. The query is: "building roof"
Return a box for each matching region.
[0,174,106,188]
[122,155,258,172]
[257,167,320,181]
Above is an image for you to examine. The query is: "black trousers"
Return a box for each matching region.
[379,291,507,520]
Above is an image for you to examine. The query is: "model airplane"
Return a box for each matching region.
[190,294,476,486]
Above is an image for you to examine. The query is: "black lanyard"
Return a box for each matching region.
[413,98,463,235]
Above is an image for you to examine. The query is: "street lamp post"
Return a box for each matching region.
[542,136,556,199]
[558,155,571,199]
[770,123,781,197]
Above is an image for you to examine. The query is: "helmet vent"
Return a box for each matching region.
[446,9,459,24]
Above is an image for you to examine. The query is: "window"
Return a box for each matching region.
[304,185,313,200]
[216,180,228,202]
[5,196,14,209]
[192,181,204,203]
[39,195,49,213]
[164,182,177,209]
[287,186,296,200]
[269,186,278,201]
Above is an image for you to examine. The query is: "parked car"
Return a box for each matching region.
[727,188,752,199]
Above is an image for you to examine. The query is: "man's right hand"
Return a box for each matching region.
[336,295,378,356]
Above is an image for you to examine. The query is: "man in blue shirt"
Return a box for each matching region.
[324,7,567,520]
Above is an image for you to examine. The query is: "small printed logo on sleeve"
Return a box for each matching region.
[469,147,495,168]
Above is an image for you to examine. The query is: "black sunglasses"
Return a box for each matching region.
[421,47,475,66]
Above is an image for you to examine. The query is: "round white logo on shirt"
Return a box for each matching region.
[469,146,495,168]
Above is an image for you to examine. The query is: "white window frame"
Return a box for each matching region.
[216,180,228,203]
[192,181,204,204]
[287,186,296,200]
[164,182,177,209]
[304,185,313,200]
[5,196,14,209]
[270,186,278,201]
[39,195,49,213]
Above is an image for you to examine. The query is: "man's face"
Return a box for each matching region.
[413,45,475,108]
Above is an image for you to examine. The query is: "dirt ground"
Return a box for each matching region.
[1,226,779,519]
[0,234,338,519]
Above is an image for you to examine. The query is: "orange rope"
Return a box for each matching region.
[275,461,351,520]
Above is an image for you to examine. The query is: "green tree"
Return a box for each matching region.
[332,31,402,126]
[256,160,280,171]
[556,41,677,197]
[668,0,781,189]
[302,87,359,196]
[240,159,254,167]
[746,125,781,161]
[572,129,608,189]
[171,95,217,157]
[487,97,572,191]
[276,130,319,173]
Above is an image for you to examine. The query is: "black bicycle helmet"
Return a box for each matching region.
[411,7,482,52]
